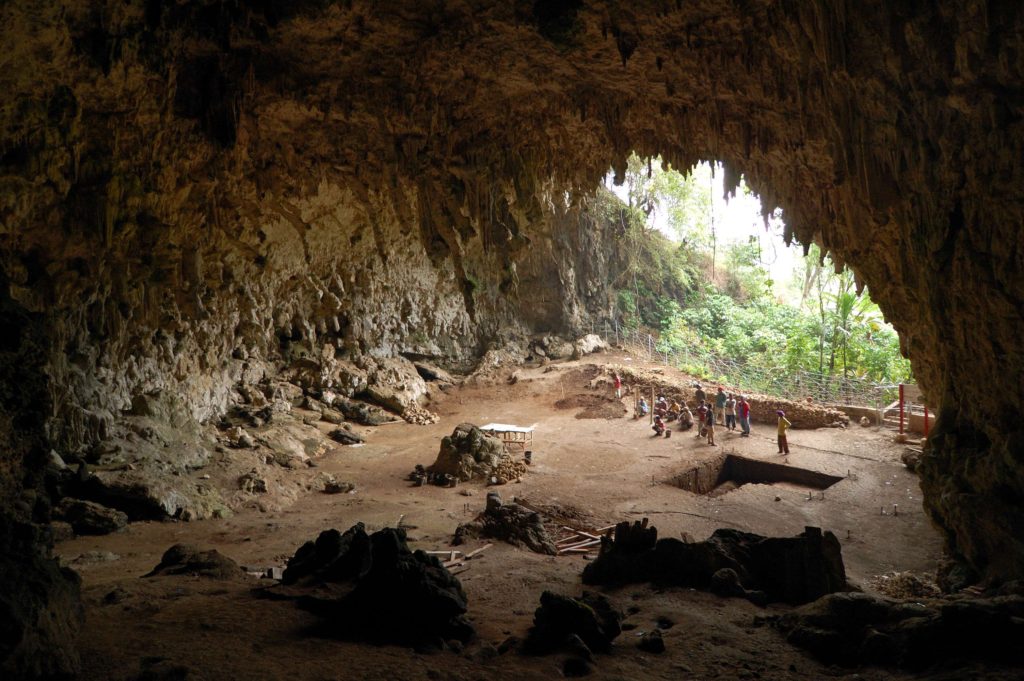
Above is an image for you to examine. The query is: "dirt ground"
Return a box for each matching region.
[57,352,964,681]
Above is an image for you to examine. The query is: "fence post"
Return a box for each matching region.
[898,384,905,435]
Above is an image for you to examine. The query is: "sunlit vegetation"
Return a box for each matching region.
[602,154,912,385]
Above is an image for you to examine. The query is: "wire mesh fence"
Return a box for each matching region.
[589,320,905,410]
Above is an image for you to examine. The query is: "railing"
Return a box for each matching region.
[588,320,907,410]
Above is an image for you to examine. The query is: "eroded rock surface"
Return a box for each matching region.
[280,524,474,645]
[583,521,847,606]
[428,424,505,482]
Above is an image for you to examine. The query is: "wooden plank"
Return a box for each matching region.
[443,560,464,569]
[558,538,601,553]
[559,547,594,554]
[556,535,583,545]
[464,544,492,560]
[594,525,616,533]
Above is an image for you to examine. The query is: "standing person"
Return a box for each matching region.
[696,400,708,438]
[715,387,727,425]
[705,403,717,446]
[776,410,791,454]
[694,382,706,404]
[738,396,751,437]
[725,393,737,431]
[613,373,622,399]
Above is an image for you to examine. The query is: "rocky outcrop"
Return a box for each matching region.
[523,591,622,656]
[778,592,1024,670]
[454,492,557,555]
[582,521,847,606]
[145,544,243,580]
[428,424,505,482]
[0,514,83,680]
[280,524,474,646]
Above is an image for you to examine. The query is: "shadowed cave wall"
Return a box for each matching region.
[1,0,1023,675]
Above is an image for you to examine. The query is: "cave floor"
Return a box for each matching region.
[56,353,980,681]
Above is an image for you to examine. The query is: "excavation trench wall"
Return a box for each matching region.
[670,455,844,496]
[2,2,1024,673]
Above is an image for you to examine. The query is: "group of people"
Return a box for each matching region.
[693,383,751,440]
[622,373,792,453]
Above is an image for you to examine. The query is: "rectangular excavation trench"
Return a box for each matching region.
[668,454,844,497]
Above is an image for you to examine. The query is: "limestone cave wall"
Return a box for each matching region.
[1,0,1023,630]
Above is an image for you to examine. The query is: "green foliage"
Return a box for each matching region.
[602,155,913,387]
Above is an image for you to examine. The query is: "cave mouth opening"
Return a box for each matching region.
[668,454,844,497]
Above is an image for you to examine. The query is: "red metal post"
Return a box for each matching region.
[898,384,905,435]
[924,406,930,438]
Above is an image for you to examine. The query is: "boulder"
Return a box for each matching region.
[54,498,128,535]
[328,428,365,446]
[453,498,556,555]
[637,629,665,653]
[356,356,428,413]
[523,591,622,655]
[572,334,609,359]
[427,423,505,481]
[901,448,922,473]
[145,544,243,580]
[582,522,846,605]
[779,592,1024,669]
[334,399,394,426]
[281,524,474,645]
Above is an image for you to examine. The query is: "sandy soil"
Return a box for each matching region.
[57,352,958,681]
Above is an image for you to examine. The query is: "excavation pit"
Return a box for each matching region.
[668,454,844,497]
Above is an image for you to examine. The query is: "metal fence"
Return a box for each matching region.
[589,320,904,410]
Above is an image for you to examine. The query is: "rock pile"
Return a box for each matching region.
[454,492,556,554]
[778,592,1024,669]
[523,591,622,658]
[582,521,847,606]
[401,405,440,425]
[428,423,504,481]
[280,523,473,645]
[490,453,527,484]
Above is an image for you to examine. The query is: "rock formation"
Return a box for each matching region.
[280,523,474,646]
[582,521,847,606]
[428,423,506,482]
[1,0,1024,674]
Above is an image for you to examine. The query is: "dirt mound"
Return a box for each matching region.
[553,394,627,420]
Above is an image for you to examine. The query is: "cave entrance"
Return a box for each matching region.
[667,454,844,497]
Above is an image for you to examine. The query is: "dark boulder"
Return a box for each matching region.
[778,592,1024,669]
[582,521,846,605]
[146,544,243,580]
[54,498,128,535]
[328,427,365,446]
[453,496,556,555]
[281,524,474,645]
[523,591,622,655]
[637,628,665,654]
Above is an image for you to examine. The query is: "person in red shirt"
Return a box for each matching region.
[613,373,622,399]
[738,396,751,437]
